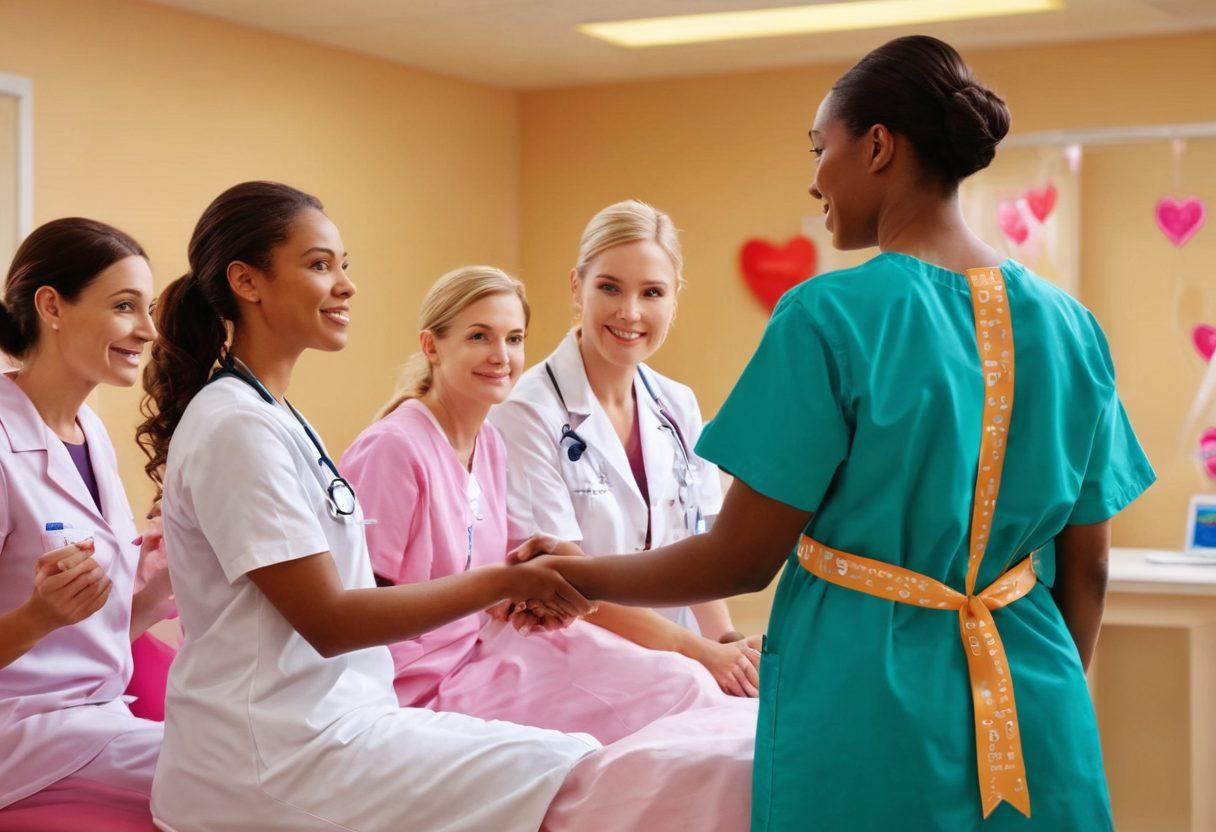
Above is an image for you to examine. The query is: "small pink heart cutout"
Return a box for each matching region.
[1194,324,1216,362]
[1156,197,1206,247]
[998,200,1029,246]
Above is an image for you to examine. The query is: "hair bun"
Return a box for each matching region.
[944,83,1011,179]
[0,296,25,356]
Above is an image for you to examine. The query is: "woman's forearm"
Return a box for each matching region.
[1051,521,1112,671]
[548,481,809,607]
[1051,561,1108,671]
[0,603,53,669]
[553,534,761,607]
[128,584,168,640]
[690,599,739,642]
[584,602,703,656]
[508,484,805,611]
[249,555,514,659]
[316,567,512,658]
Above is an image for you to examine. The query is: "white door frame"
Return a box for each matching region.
[0,72,33,239]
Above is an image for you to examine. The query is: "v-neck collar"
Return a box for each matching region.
[404,398,480,474]
[402,398,485,521]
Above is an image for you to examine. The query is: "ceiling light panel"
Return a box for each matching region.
[579,0,1065,48]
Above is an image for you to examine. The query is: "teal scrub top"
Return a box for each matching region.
[697,253,1155,832]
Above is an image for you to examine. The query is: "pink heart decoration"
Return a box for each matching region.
[1201,427,1216,478]
[997,200,1029,246]
[739,236,817,311]
[1156,197,1206,247]
[1194,324,1216,362]
[1023,184,1057,223]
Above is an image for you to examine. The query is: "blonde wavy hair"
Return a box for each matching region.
[378,265,530,418]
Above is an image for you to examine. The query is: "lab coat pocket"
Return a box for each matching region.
[40,523,95,553]
[752,643,781,832]
[563,458,610,497]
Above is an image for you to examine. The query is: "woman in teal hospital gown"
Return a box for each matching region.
[512,35,1154,831]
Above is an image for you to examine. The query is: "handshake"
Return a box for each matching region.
[485,535,596,635]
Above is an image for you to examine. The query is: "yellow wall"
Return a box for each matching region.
[3,1,1215,592]
[519,33,1216,580]
[0,0,521,513]
[0,91,17,264]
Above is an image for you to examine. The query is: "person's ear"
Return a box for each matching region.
[868,124,896,174]
[32,286,65,333]
[227,262,261,305]
[420,330,439,365]
[569,267,584,316]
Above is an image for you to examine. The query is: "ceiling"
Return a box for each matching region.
[146,0,1216,89]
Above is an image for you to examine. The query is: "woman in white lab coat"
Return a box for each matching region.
[137,182,597,832]
[0,218,170,821]
[491,199,761,697]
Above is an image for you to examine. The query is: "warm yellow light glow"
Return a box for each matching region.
[578,0,1064,48]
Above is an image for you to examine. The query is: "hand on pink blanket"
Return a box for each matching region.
[503,601,576,635]
[688,634,761,698]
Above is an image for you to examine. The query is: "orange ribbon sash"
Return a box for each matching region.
[797,266,1034,819]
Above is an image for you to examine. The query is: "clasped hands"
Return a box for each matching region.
[486,535,591,635]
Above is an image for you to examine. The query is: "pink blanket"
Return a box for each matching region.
[0,777,156,832]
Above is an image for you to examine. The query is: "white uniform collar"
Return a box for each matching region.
[548,329,664,418]
[547,330,596,417]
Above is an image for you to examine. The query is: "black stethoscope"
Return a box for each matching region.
[208,354,360,523]
[545,362,705,535]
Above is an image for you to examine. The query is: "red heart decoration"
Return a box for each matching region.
[739,236,817,311]
[997,200,1029,246]
[1156,197,1206,247]
[1194,324,1216,362]
[1024,184,1057,223]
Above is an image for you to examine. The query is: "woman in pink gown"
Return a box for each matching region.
[341,265,754,829]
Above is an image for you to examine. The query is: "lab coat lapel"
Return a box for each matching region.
[0,373,109,528]
[579,403,646,510]
[549,332,647,516]
[636,374,675,540]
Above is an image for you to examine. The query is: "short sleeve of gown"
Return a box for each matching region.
[188,408,331,583]
[695,291,851,514]
[1068,387,1155,525]
[341,428,426,585]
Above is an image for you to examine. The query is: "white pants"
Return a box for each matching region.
[74,717,162,795]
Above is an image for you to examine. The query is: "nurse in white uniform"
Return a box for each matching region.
[138,182,597,832]
[491,199,761,698]
[0,218,170,814]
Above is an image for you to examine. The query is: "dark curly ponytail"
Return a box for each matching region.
[137,181,323,486]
